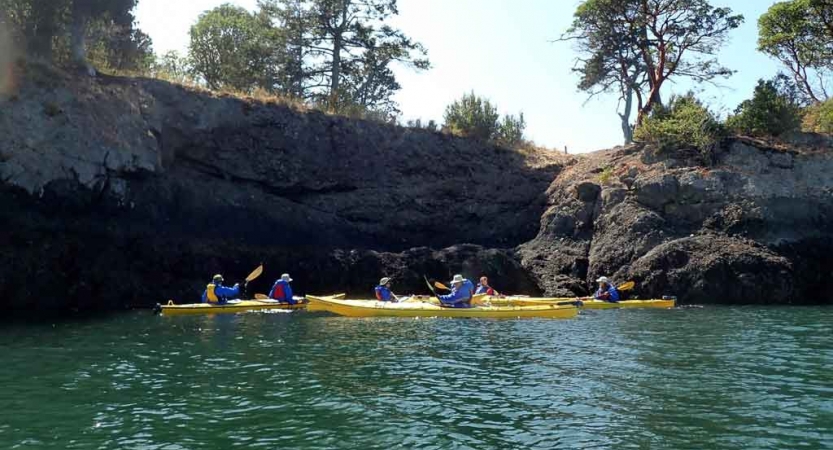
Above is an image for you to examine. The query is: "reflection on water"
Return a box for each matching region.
[0,307,831,449]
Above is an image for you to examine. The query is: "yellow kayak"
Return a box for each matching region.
[306,295,578,319]
[157,299,306,316]
[482,296,676,309]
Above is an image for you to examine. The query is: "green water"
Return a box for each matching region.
[1,307,831,450]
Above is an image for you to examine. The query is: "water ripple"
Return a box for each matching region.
[0,307,830,449]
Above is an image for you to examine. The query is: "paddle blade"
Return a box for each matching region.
[617,281,635,291]
[423,275,439,298]
[246,265,264,283]
[254,293,269,300]
[433,281,451,291]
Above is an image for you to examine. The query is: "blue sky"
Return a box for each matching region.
[136,0,782,153]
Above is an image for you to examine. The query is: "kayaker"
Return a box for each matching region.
[475,276,497,296]
[375,277,400,302]
[439,274,475,308]
[594,276,620,303]
[202,274,241,305]
[269,273,297,305]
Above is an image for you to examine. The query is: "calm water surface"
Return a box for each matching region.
[1,307,831,449]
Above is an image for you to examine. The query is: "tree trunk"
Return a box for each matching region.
[70,12,95,76]
[619,86,634,144]
[329,31,342,108]
[328,0,348,109]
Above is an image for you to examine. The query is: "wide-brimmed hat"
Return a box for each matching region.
[212,274,224,282]
[379,277,392,286]
[281,273,293,282]
[450,274,465,284]
[596,276,610,284]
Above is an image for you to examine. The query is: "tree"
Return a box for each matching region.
[726,77,803,136]
[258,0,314,98]
[443,92,526,146]
[189,4,279,91]
[563,0,743,131]
[758,0,833,103]
[0,0,147,71]
[304,0,430,110]
[69,0,137,73]
[561,0,647,144]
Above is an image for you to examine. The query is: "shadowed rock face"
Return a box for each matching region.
[0,64,561,313]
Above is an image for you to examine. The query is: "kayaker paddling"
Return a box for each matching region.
[375,277,401,302]
[594,276,620,303]
[270,273,298,305]
[475,276,498,296]
[202,274,241,305]
[439,274,475,308]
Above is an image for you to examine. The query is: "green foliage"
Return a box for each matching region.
[0,0,144,68]
[634,94,725,164]
[598,166,614,185]
[802,98,833,133]
[443,92,526,147]
[151,50,195,84]
[563,0,743,132]
[758,0,833,103]
[495,113,526,148]
[443,92,500,141]
[189,4,279,91]
[726,77,804,136]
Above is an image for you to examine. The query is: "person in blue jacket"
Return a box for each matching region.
[375,277,399,302]
[594,276,620,303]
[439,274,475,308]
[202,274,241,305]
[269,273,297,305]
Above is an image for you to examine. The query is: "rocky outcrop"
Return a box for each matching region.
[2,63,832,313]
[520,138,833,304]
[0,63,562,313]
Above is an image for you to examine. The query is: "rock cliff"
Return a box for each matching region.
[2,63,831,314]
[0,63,562,313]
[519,136,833,304]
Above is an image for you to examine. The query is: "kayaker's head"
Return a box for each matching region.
[212,274,224,285]
[281,273,293,283]
[480,276,489,286]
[450,274,465,288]
[379,277,392,288]
[596,276,610,289]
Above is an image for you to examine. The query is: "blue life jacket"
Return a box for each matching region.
[439,279,475,308]
[594,285,620,303]
[375,285,394,301]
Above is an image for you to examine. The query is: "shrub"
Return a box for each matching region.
[726,78,803,136]
[443,92,500,141]
[495,113,526,148]
[802,98,833,133]
[598,166,614,185]
[443,92,527,146]
[634,94,724,164]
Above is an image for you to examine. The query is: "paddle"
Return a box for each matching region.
[241,264,264,299]
[434,281,451,291]
[254,293,269,300]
